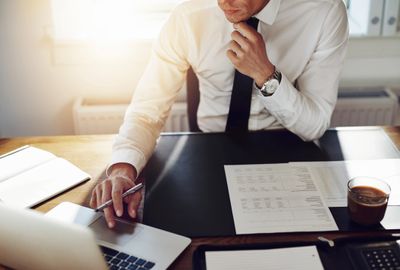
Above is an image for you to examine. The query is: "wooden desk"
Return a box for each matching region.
[1,126,400,270]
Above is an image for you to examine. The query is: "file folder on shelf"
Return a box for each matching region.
[382,0,400,36]
[348,0,384,36]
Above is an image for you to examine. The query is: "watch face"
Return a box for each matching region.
[261,78,279,96]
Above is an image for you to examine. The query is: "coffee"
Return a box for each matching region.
[348,185,388,226]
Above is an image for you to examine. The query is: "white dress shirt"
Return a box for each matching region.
[110,0,349,175]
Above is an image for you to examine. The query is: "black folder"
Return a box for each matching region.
[142,128,400,237]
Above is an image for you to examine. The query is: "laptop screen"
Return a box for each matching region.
[0,204,107,270]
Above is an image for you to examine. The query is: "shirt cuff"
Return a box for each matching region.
[107,147,147,179]
[256,73,298,126]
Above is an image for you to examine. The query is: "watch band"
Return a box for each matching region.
[271,68,282,83]
[257,67,281,97]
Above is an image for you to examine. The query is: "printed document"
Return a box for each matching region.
[205,245,324,270]
[224,164,338,234]
[291,159,400,207]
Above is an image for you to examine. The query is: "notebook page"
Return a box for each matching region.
[0,158,90,208]
[205,246,324,270]
[0,146,55,182]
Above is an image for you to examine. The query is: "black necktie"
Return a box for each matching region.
[225,17,259,132]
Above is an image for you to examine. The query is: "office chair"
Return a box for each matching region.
[186,67,201,132]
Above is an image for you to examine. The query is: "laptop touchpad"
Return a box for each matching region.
[89,217,142,246]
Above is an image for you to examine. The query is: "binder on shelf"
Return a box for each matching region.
[348,0,385,36]
[382,0,400,36]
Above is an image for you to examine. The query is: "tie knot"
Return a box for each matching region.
[246,17,259,30]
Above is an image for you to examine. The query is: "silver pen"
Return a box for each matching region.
[94,182,144,212]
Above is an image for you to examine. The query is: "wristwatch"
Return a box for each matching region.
[257,68,282,97]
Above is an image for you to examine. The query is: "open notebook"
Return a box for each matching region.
[0,145,90,208]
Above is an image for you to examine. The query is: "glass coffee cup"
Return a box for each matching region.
[347,176,391,226]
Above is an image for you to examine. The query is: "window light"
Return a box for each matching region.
[51,0,183,43]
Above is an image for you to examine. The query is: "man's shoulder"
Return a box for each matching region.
[282,0,343,5]
[281,0,345,9]
[280,0,346,17]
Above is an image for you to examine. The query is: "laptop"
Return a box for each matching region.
[0,202,191,270]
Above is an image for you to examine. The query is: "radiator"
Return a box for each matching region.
[73,88,398,134]
[330,87,398,127]
[73,98,189,135]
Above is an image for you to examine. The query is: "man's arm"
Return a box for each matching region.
[111,4,191,174]
[228,2,349,141]
[90,5,191,228]
[261,2,349,141]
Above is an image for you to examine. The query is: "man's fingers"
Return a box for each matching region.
[95,185,102,209]
[111,183,124,217]
[103,207,115,229]
[126,192,142,219]
[100,181,115,228]
[227,50,239,64]
[231,31,249,50]
[89,188,96,208]
[234,22,258,42]
[229,40,244,57]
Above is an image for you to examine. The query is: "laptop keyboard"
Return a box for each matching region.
[100,245,156,270]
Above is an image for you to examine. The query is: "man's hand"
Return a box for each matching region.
[89,163,142,229]
[227,22,275,87]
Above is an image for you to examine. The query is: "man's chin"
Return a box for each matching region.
[223,12,249,23]
[224,14,242,23]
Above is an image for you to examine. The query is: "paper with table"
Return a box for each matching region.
[291,159,400,207]
[0,146,90,208]
[224,163,338,234]
[205,245,324,270]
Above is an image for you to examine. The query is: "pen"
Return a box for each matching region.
[94,182,144,212]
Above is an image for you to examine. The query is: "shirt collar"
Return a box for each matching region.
[255,0,281,25]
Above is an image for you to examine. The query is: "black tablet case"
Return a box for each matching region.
[192,235,400,270]
[142,128,400,237]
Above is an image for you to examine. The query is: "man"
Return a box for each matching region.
[90,0,349,228]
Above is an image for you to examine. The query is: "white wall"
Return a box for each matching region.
[341,37,400,87]
[0,0,400,137]
[0,0,150,137]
